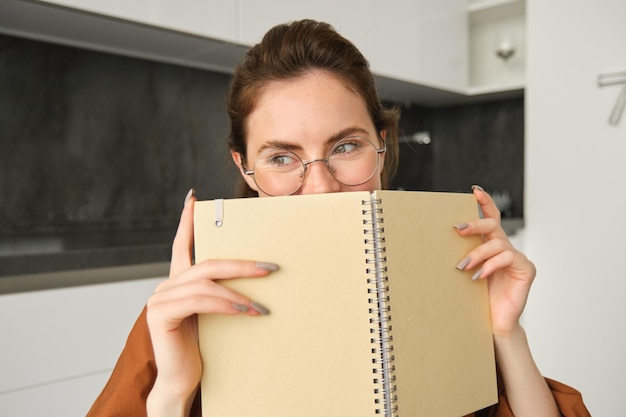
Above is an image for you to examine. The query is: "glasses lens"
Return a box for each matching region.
[252,149,304,196]
[328,137,380,186]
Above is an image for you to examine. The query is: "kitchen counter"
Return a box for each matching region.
[0,228,174,273]
[0,219,524,294]
[0,228,173,293]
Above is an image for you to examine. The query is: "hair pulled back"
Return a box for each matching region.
[227,19,399,197]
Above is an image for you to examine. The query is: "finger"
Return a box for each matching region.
[469,249,517,281]
[151,276,256,309]
[157,259,278,292]
[170,188,197,278]
[454,217,501,237]
[456,238,511,271]
[148,295,251,333]
[472,185,501,221]
[148,279,252,319]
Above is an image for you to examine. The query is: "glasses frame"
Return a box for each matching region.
[241,135,386,196]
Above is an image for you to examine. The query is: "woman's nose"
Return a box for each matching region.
[299,160,341,195]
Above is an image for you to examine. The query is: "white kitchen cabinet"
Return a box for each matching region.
[238,0,375,61]
[467,0,526,94]
[0,276,163,417]
[0,0,524,105]
[373,0,523,99]
[239,0,467,95]
[36,0,239,43]
[0,0,248,74]
[32,0,470,95]
[0,372,110,416]
[373,0,467,93]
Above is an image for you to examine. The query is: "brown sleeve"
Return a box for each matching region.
[86,306,156,417]
[468,370,591,417]
[471,376,591,417]
[545,378,592,417]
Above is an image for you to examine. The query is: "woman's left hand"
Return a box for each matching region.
[455,186,536,338]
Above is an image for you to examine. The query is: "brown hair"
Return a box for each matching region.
[227,19,399,197]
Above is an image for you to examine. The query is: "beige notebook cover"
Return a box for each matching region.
[194,190,497,417]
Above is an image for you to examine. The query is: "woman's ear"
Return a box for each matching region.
[231,151,259,193]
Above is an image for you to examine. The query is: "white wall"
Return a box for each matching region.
[524,1,626,416]
[0,277,163,416]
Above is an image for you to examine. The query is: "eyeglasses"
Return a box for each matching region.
[241,136,386,196]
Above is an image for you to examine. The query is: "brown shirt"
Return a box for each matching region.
[86,307,591,417]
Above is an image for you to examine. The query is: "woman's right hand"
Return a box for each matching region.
[146,189,277,417]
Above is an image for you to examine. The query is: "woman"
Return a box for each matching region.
[87,19,590,417]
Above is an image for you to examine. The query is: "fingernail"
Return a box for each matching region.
[456,257,471,270]
[472,268,483,280]
[251,301,271,315]
[256,262,279,272]
[184,188,195,207]
[471,184,485,192]
[232,303,249,313]
[454,222,469,231]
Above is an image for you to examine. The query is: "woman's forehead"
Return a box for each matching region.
[245,71,375,154]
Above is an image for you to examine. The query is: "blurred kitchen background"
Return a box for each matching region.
[0,32,524,276]
[1,1,624,416]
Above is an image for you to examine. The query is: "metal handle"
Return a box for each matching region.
[609,84,626,126]
[598,71,626,126]
[598,71,626,87]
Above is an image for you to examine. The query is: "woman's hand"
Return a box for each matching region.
[146,189,277,417]
[455,186,560,417]
[454,185,536,338]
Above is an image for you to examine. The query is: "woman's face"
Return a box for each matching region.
[232,70,385,197]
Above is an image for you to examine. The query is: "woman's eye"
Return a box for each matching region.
[266,152,296,167]
[333,141,358,154]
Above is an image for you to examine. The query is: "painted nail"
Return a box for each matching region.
[232,303,249,313]
[472,268,484,280]
[456,257,471,270]
[184,188,195,207]
[454,222,469,231]
[471,184,485,192]
[256,262,279,272]
[251,301,271,315]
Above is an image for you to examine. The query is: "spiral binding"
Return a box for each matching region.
[362,196,398,416]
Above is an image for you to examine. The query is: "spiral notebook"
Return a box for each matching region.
[194,190,497,417]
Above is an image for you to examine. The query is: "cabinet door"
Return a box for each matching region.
[238,0,375,61]
[373,0,467,92]
[371,0,420,83]
[0,278,162,416]
[37,0,239,43]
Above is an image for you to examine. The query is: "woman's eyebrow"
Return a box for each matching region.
[325,126,371,145]
[255,126,372,154]
[256,140,303,154]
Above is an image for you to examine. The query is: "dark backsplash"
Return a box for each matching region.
[391,98,524,218]
[0,34,236,236]
[0,33,524,239]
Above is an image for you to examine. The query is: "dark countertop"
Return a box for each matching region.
[0,228,174,293]
[0,228,174,273]
[0,219,524,294]
[0,261,170,294]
